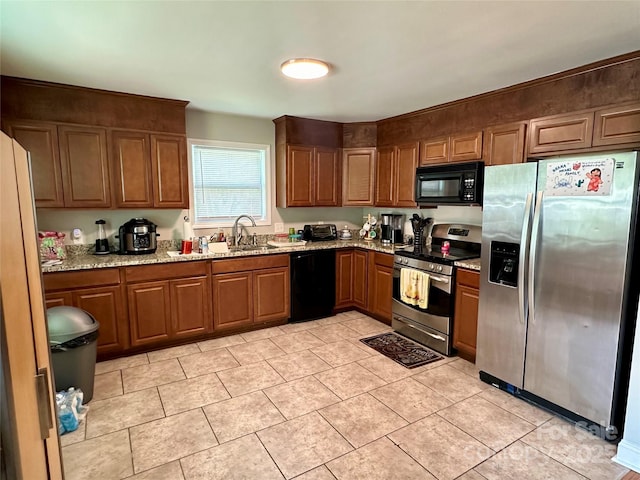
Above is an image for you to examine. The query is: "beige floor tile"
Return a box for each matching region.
[85,387,164,439]
[264,376,341,420]
[178,348,240,378]
[336,311,363,320]
[227,338,287,365]
[521,417,627,480]
[388,414,493,480]
[147,343,200,363]
[267,350,332,381]
[180,433,284,480]
[258,411,353,479]
[448,358,480,378]
[59,419,86,447]
[315,363,386,400]
[293,465,336,479]
[197,333,246,352]
[456,470,488,480]
[130,408,217,473]
[475,440,587,479]
[340,317,392,336]
[412,364,487,402]
[271,331,326,353]
[240,326,285,342]
[478,387,553,426]
[309,323,361,343]
[158,372,230,416]
[438,396,536,451]
[327,437,435,480]
[310,315,345,327]
[311,340,372,367]
[122,358,186,392]
[217,360,285,397]
[61,429,132,480]
[319,393,407,448]
[127,461,184,480]
[95,352,148,375]
[370,377,452,422]
[357,355,414,383]
[92,370,123,401]
[203,390,285,443]
[278,321,321,334]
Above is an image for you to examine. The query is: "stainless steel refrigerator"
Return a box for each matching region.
[476,151,639,439]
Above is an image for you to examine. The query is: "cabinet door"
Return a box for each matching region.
[335,250,354,308]
[151,134,189,208]
[44,291,73,309]
[375,146,394,206]
[5,121,64,207]
[287,145,314,206]
[127,281,171,347]
[395,142,418,207]
[111,130,153,208]
[528,112,594,155]
[170,276,212,338]
[593,103,640,147]
[253,267,290,323]
[58,125,111,207]
[453,284,479,361]
[420,137,448,165]
[450,131,483,162]
[342,148,375,206]
[74,286,127,355]
[314,147,340,206]
[353,250,368,309]
[213,272,253,330]
[369,261,393,324]
[483,122,526,166]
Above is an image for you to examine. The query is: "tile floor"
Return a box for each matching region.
[60,311,630,480]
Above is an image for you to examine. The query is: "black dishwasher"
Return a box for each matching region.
[290,250,336,322]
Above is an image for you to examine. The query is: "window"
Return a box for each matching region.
[188,139,271,227]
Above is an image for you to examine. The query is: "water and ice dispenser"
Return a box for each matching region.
[489,241,520,287]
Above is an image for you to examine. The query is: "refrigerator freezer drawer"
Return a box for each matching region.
[392,314,451,356]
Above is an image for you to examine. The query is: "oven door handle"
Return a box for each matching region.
[429,275,449,284]
[401,322,446,342]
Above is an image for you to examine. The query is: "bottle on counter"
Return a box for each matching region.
[200,236,209,254]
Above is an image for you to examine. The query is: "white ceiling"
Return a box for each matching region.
[1,1,639,123]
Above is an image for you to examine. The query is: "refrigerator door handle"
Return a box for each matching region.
[528,191,544,324]
[518,192,534,324]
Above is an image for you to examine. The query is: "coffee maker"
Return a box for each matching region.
[380,214,405,245]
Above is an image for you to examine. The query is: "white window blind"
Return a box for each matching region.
[189,140,270,226]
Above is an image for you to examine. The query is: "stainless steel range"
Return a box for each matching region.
[392,223,481,355]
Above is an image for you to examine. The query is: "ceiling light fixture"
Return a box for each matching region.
[280,58,329,79]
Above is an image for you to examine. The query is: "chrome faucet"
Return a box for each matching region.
[232,214,256,246]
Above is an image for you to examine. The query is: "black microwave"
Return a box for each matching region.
[415,161,484,206]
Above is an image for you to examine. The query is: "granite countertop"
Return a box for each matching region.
[454,257,481,271]
[42,239,398,273]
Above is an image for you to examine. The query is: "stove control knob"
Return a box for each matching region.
[428,263,434,270]
[437,265,443,272]
[404,258,409,265]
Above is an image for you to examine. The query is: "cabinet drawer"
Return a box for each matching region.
[372,251,394,268]
[212,254,289,274]
[44,268,121,291]
[456,268,480,289]
[125,261,208,282]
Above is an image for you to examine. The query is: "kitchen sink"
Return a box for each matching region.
[229,244,277,252]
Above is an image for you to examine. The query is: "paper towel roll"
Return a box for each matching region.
[183,216,194,240]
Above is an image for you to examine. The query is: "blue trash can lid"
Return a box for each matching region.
[47,306,99,344]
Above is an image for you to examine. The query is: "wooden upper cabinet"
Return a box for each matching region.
[375,147,395,207]
[58,125,111,208]
[151,134,189,208]
[286,145,315,207]
[4,121,64,207]
[395,142,418,207]
[111,130,153,208]
[449,131,483,162]
[528,111,594,155]
[593,102,640,147]
[420,137,448,165]
[342,148,376,206]
[483,122,527,166]
[314,147,340,206]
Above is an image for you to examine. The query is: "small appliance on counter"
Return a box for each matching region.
[380,214,405,245]
[117,218,159,255]
[302,224,337,241]
[94,219,110,255]
[339,226,352,240]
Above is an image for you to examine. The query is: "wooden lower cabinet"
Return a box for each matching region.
[453,268,480,362]
[253,267,290,322]
[128,281,172,347]
[213,272,253,330]
[335,250,354,308]
[353,250,368,309]
[44,291,72,309]
[368,252,393,324]
[170,276,212,338]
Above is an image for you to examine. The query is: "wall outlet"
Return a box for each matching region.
[71,227,83,244]
[274,223,284,233]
